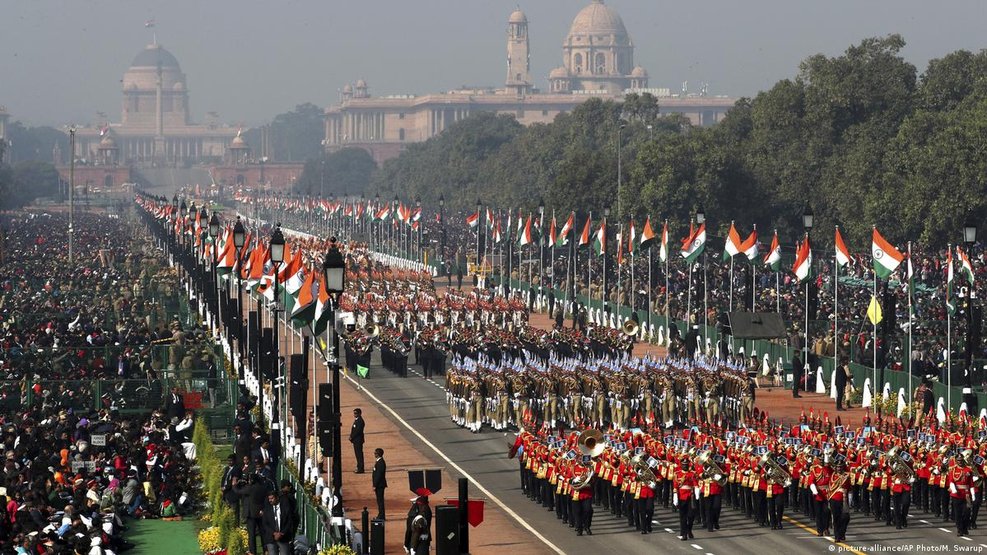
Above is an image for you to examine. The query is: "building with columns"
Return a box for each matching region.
[70,42,239,167]
[323,0,734,164]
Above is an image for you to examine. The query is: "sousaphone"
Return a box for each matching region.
[577,429,606,458]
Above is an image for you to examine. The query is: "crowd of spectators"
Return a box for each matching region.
[0,209,224,554]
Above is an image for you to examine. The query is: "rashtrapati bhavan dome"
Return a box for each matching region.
[324,0,734,163]
[71,42,238,166]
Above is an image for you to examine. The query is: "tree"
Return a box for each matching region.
[6,122,70,164]
[3,161,60,209]
[295,148,378,197]
[243,103,325,162]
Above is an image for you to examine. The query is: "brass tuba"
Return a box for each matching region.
[759,453,793,488]
[365,324,380,339]
[962,449,984,486]
[570,468,594,490]
[699,451,728,487]
[631,453,658,485]
[886,446,917,484]
[577,429,606,458]
[622,319,640,337]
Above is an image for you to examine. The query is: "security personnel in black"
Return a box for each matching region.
[221,454,242,523]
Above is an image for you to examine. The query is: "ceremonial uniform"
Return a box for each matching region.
[675,462,698,540]
[807,464,832,536]
[948,464,973,536]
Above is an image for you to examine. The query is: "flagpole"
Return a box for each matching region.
[948,243,952,411]
[873,257,878,416]
[834,228,840,384]
[617,223,623,319]
[905,241,915,406]
[647,243,652,338]
[729,242,735,313]
[551,208,556,313]
[587,212,592,315]
[751,224,757,311]
[664,223,669,346]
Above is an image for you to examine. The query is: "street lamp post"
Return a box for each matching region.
[322,237,346,495]
[802,204,814,380]
[617,122,625,221]
[233,217,246,383]
[964,220,977,393]
[268,225,286,441]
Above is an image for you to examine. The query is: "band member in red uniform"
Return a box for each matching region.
[767,463,787,530]
[675,457,698,541]
[807,456,833,537]
[636,469,656,534]
[891,459,912,529]
[571,459,595,536]
[829,456,851,542]
[706,456,726,532]
[948,453,974,537]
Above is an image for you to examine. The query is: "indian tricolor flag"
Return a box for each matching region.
[313,273,333,335]
[680,223,706,263]
[493,219,502,244]
[658,220,668,262]
[835,227,852,267]
[579,215,592,248]
[290,267,317,329]
[764,230,781,271]
[723,222,743,261]
[639,216,656,251]
[465,210,479,228]
[548,216,557,247]
[628,220,636,256]
[593,219,607,256]
[872,228,904,279]
[616,227,624,265]
[792,235,812,283]
[216,231,237,276]
[957,245,975,284]
[741,227,758,261]
[556,212,574,247]
[518,215,534,246]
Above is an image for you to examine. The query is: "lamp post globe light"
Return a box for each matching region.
[964,218,978,392]
[233,216,246,382]
[322,237,346,494]
[801,204,814,370]
[802,204,815,232]
[603,206,610,314]
[267,224,286,440]
[415,196,422,260]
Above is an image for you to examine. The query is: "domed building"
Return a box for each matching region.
[324,1,733,164]
[548,0,646,94]
[72,42,238,166]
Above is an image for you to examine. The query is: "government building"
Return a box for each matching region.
[70,42,239,167]
[323,0,736,164]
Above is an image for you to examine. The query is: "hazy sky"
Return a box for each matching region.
[3,0,986,128]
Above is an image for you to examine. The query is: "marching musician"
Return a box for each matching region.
[766,454,786,530]
[636,456,656,534]
[829,454,850,542]
[807,452,832,537]
[674,455,698,541]
[570,457,594,536]
[948,451,974,537]
[891,456,912,529]
[705,452,726,532]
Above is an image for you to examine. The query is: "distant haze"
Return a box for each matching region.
[3,0,986,127]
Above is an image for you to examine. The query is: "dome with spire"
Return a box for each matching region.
[508,9,527,24]
[567,0,627,37]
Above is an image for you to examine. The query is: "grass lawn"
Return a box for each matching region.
[128,516,205,555]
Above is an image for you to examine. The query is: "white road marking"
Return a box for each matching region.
[339,371,566,555]
[665,528,674,533]
[691,544,702,550]
[938,528,951,533]
[920,520,929,524]
[960,536,972,542]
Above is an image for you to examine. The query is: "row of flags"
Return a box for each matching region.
[149,200,335,336]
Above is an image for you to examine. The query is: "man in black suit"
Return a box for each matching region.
[163,386,185,421]
[261,491,293,555]
[372,448,387,520]
[221,454,242,523]
[835,358,849,411]
[234,474,269,555]
[350,408,366,474]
